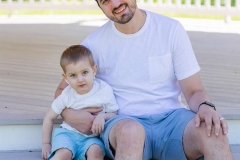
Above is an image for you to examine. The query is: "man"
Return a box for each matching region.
[55,0,233,159]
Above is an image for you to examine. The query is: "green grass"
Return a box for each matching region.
[162,13,226,20]
[0,9,239,21]
[162,13,240,21]
[0,10,8,15]
[232,16,240,21]
[147,0,237,6]
[0,9,103,15]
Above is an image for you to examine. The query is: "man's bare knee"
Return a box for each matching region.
[109,119,145,151]
[184,119,233,160]
[199,122,231,150]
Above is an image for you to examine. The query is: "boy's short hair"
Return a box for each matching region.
[60,45,95,73]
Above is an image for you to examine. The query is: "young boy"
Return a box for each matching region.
[41,45,119,160]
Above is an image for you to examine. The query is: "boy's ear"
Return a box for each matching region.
[62,73,67,79]
[93,64,98,75]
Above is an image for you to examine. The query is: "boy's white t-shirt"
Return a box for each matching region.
[81,11,200,116]
[52,78,119,135]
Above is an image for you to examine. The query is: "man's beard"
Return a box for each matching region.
[107,2,137,24]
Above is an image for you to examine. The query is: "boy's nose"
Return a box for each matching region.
[77,76,84,82]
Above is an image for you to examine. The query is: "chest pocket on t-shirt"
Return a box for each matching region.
[148,53,173,84]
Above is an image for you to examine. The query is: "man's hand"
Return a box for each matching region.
[91,113,105,134]
[178,73,229,137]
[42,143,51,160]
[61,107,103,135]
[194,105,228,137]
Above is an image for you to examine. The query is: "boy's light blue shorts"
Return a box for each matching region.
[48,128,105,160]
[100,108,204,160]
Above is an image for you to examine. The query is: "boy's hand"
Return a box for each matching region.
[42,143,51,160]
[61,107,103,134]
[91,113,105,134]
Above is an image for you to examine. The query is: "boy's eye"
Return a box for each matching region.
[70,74,76,78]
[83,71,88,75]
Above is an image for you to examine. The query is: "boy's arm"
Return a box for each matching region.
[102,111,117,121]
[91,112,117,134]
[42,108,59,159]
[55,78,103,134]
[90,85,119,134]
[104,85,119,113]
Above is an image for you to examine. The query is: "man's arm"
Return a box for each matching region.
[54,78,68,99]
[179,72,228,137]
[55,78,103,134]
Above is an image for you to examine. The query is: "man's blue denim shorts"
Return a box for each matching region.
[100,108,203,160]
[48,128,105,160]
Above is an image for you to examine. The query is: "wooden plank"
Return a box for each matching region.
[0,101,49,111]
[0,18,239,123]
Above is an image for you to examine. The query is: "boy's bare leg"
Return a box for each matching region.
[183,119,233,160]
[86,144,104,160]
[51,148,72,160]
[108,119,145,160]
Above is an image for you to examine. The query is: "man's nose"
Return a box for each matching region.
[111,0,122,9]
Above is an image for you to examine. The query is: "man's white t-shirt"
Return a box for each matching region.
[52,78,119,134]
[81,11,200,116]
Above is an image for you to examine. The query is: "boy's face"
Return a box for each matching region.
[63,59,97,95]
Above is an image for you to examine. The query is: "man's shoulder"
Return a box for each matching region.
[146,10,180,26]
[85,20,112,40]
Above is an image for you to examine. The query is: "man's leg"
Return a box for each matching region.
[108,119,145,160]
[183,119,233,160]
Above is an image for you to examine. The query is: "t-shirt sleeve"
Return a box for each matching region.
[81,38,90,49]
[172,22,201,80]
[51,92,67,115]
[104,85,119,113]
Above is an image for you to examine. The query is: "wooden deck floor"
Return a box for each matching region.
[0,16,240,124]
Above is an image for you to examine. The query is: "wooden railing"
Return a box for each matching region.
[0,0,239,22]
[138,0,240,22]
